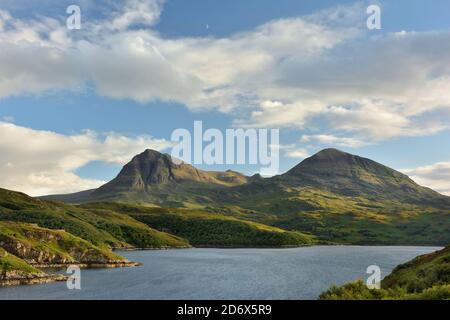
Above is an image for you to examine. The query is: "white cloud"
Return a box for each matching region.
[271,144,309,159]
[232,29,450,142]
[0,122,171,196]
[402,162,450,196]
[110,0,164,31]
[0,1,450,145]
[301,134,367,148]
[284,148,310,159]
[0,2,356,107]
[236,100,326,128]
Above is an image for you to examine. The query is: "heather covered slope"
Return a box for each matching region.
[0,221,134,286]
[0,188,190,249]
[0,221,128,266]
[320,246,450,300]
[81,202,315,247]
[1,188,315,249]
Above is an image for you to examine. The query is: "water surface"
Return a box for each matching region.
[0,246,440,300]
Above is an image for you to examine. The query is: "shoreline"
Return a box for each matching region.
[116,244,445,250]
[112,245,191,251]
[31,261,142,269]
[0,261,141,287]
[0,274,67,287]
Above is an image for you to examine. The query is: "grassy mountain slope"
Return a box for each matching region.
[1,187,316,249]
[281,148,448,204]
[0,221,127,266]
[1,247,43,278]
[0,246,66,286]
[320,246,450,300]
[223,187,450,245]
[82,202,315,247]
[0,188,189,249]
[0,220,136,286]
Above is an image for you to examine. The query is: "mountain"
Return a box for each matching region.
[97,149,249,191]
[44,148,449,206]
[41,148,450,245]
[45,149,249,205]
[279,148,447,205]
[320,245,450,300]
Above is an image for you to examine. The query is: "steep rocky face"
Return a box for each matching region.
[0,247,67,286]
[91,149,249,199]
[95,150,177,194]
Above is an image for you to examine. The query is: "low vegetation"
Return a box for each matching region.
[320,246,450,300]
[81,203,315,247]
[0,188,189,249]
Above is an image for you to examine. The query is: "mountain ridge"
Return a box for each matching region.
[40,148,450,207]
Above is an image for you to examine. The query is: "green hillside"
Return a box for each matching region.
[1,247,43,278]
[82,202,315,247]
[320,246,450,300]
[0,188,190,249]
[0,221,126,266]
[0,221,133,286]
[222,187,450,245]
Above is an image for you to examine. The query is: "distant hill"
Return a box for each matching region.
[40,148,450,245]
[0,188,190,250]
[280,148,448,205]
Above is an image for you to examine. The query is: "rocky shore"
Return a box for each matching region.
[0,222,143,287]
[0,272,67,287]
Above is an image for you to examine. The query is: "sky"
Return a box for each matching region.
[1,0,450,196]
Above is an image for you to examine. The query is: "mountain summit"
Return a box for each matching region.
[102,149,178,189]
[287,148,397,176]
[85,149,249,202]
[280,148,445,204]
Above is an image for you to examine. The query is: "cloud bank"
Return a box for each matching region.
[0,121,171,196]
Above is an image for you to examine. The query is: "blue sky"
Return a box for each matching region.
[1,0,450,196]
